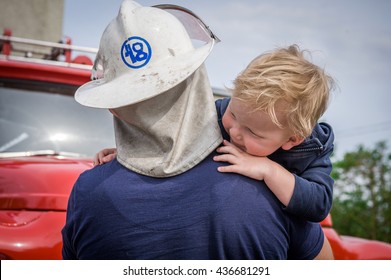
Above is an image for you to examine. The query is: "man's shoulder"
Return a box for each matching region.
[76,159,123,186]
[195,155,283,212]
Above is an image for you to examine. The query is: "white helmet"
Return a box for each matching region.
[75,0,219,109]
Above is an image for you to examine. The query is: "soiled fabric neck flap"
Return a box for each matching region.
[112,65,222,177]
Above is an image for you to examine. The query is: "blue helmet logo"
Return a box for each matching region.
[121,36,152,69]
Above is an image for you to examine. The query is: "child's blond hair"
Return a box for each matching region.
[232,44,334,138]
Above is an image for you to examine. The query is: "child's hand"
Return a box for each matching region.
[93,148,117,166]
[213,140,271,181]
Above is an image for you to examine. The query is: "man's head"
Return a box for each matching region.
[75,0,217,109]
[232,44,335,140]
[74,0,222,177]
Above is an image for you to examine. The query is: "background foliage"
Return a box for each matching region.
[331,141,391,243]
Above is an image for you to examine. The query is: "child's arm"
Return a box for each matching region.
[214,139,334,222]
[285,155,333,222]
[213,140,294,207]
[93,148,117,166]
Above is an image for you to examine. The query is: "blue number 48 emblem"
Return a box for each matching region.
[121,36,152,69]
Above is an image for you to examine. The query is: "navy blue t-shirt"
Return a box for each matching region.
[62,152,324,259]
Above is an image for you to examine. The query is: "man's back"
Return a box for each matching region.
[62,152,324,260]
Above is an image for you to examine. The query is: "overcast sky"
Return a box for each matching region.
[63,0,391,159]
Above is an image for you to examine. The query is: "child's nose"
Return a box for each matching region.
[230,127,243,142]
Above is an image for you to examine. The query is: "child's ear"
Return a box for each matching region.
[281,135,304,151]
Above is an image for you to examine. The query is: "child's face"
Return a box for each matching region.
[222,98,294,157]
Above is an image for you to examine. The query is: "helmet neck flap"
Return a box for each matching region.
[112,65,222,177]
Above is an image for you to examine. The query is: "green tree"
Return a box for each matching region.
[331,141,391,243]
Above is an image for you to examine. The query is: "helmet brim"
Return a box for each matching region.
[75,40,214,109]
